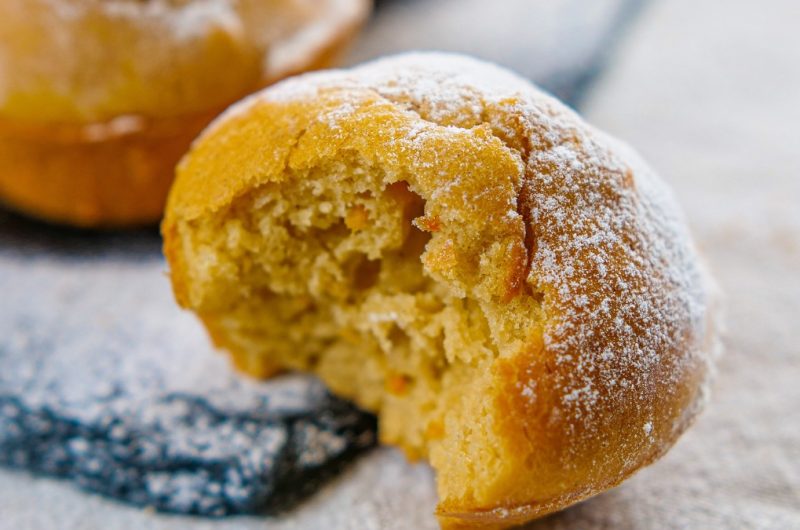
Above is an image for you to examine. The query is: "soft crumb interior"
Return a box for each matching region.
[178,154,543,502]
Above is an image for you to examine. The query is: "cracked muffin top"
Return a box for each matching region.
[164,52,718,529]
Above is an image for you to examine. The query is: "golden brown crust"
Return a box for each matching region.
[163,53,718,529]
[0,0,370,226]
[0,110,215,226]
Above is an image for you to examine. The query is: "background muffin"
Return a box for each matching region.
[0,0,370,226]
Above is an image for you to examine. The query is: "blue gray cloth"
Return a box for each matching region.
[0,217,375,515]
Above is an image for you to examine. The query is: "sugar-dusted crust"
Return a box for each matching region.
[0,0,369,226]
[164,53,719,529]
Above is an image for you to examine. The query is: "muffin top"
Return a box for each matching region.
[0,0,367,123]
[165,53,719,526]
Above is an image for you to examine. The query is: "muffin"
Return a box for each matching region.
[0,0,370,226]
[163,53,718,529]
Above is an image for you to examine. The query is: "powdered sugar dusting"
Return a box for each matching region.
[0,231,376,515]
[3,0,367,119]
[217,54,715,448]
[42,0,243,42]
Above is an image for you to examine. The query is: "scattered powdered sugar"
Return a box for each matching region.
[42,0,243,42]
[162,0,242,43]
[205,52,540,133]
[0,223,375,515]
[29,0,367,87]
[367,311,400,324]
[518,380,538,402]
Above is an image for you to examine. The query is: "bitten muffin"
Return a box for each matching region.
[163,53,718,529]
[0,0,369,226]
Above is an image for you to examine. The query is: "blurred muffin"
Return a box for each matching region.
[0,0,369,227]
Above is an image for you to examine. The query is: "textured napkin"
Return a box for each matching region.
[0,222,375,515]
